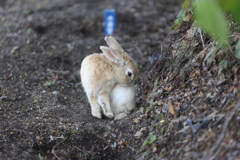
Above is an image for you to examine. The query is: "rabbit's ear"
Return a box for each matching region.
[105,36,124,53]
[100,46,124,66]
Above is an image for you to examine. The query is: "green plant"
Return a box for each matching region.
[142,150,149,158]
[137,64,143,69]
[235,40,240,58]
[71,128,79,134]
[194,0,240,43]
[23,10,31,15]
[146,99,157,113]
[43,81,55,87]
[218,0,240,25]
[27,28,34,34]
[194,0,228,44]
[172,0,192,29]
[174,9,186,27]
[142,132,157,146]
[38,153,48,160]
[175,0,240,74]
[137,107,144,114]
[218,59,228,75]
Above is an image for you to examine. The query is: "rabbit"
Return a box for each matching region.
[80,36,137,119]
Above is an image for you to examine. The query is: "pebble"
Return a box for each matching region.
[52,91,59,95]
[41,90,46,93]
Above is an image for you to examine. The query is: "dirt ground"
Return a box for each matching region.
[1,0,240,160]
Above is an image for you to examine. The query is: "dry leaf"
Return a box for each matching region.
[183,13,192,22]
[168,101,175,116]
[103,131,110,137]
[152,146,158,153]
[163,84,172,92]
[168,101,180,118]
[133,117,141,123]
[118,139,128,148]
[103,146,108,150]
[193,42,199,47]
[134,127,146,139]
[197,91,204,97]
[232,65,239,74]
[174,102,181,108]
[190,69,201,78]
[134,130,143,139]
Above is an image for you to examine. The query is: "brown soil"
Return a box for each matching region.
[0,0,182,159]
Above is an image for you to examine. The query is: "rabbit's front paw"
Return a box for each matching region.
[105,111,114,119]
[92,111,102,119]
[114,113,127,120]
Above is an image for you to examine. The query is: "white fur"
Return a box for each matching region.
[111,84,136,120]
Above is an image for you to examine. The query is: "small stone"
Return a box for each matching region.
[41,90,46,93]
[52,91,59,95]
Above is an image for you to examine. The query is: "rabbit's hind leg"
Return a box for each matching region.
[88,93,102,119]
[98,91,114,119]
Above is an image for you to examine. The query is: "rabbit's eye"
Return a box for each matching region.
[128,72,132,78]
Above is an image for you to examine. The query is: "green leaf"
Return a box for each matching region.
[235,40,240,59]
[235,50,240,59]
[218,0,240,25]
[182,0,192,9]
[148,132,157,144]
[137,64,142,69]
[157,113,164,121]
[149,91,158,97]
[137,107,144,114]
[204,46,218,62]
[71,129,79,134]
[160,128,165,135]
[218,59,228,75]
[219,59,227,68]
[153,77,159,89]
[142,150,149,157]
[175,9,186,25]
[27,28,33,34]
[194,0,228,43]
[236,40,240,50]
[23,10,30,15]
[142,139,149,146]
[43,81,55,86]
[10,46,19,54]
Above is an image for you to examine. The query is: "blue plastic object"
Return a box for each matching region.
[103,9,116,35]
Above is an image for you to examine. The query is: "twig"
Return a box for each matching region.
[0,130,9,132]
[4,103,12,114]
[59,57,64,71]
[127,145,137,152]
[47,69,70,75]
[226,42,233,53]
[73,146,90,155]
[51,138,67,160]
[210,146,222,160]
[204,99,240,160]
[160,32,172,54]
[199,29,205,48]
[133,44,143,56]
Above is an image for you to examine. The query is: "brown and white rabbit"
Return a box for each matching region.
[80,36,137,119]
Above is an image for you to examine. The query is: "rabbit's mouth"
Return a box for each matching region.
[120,83,132,87]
